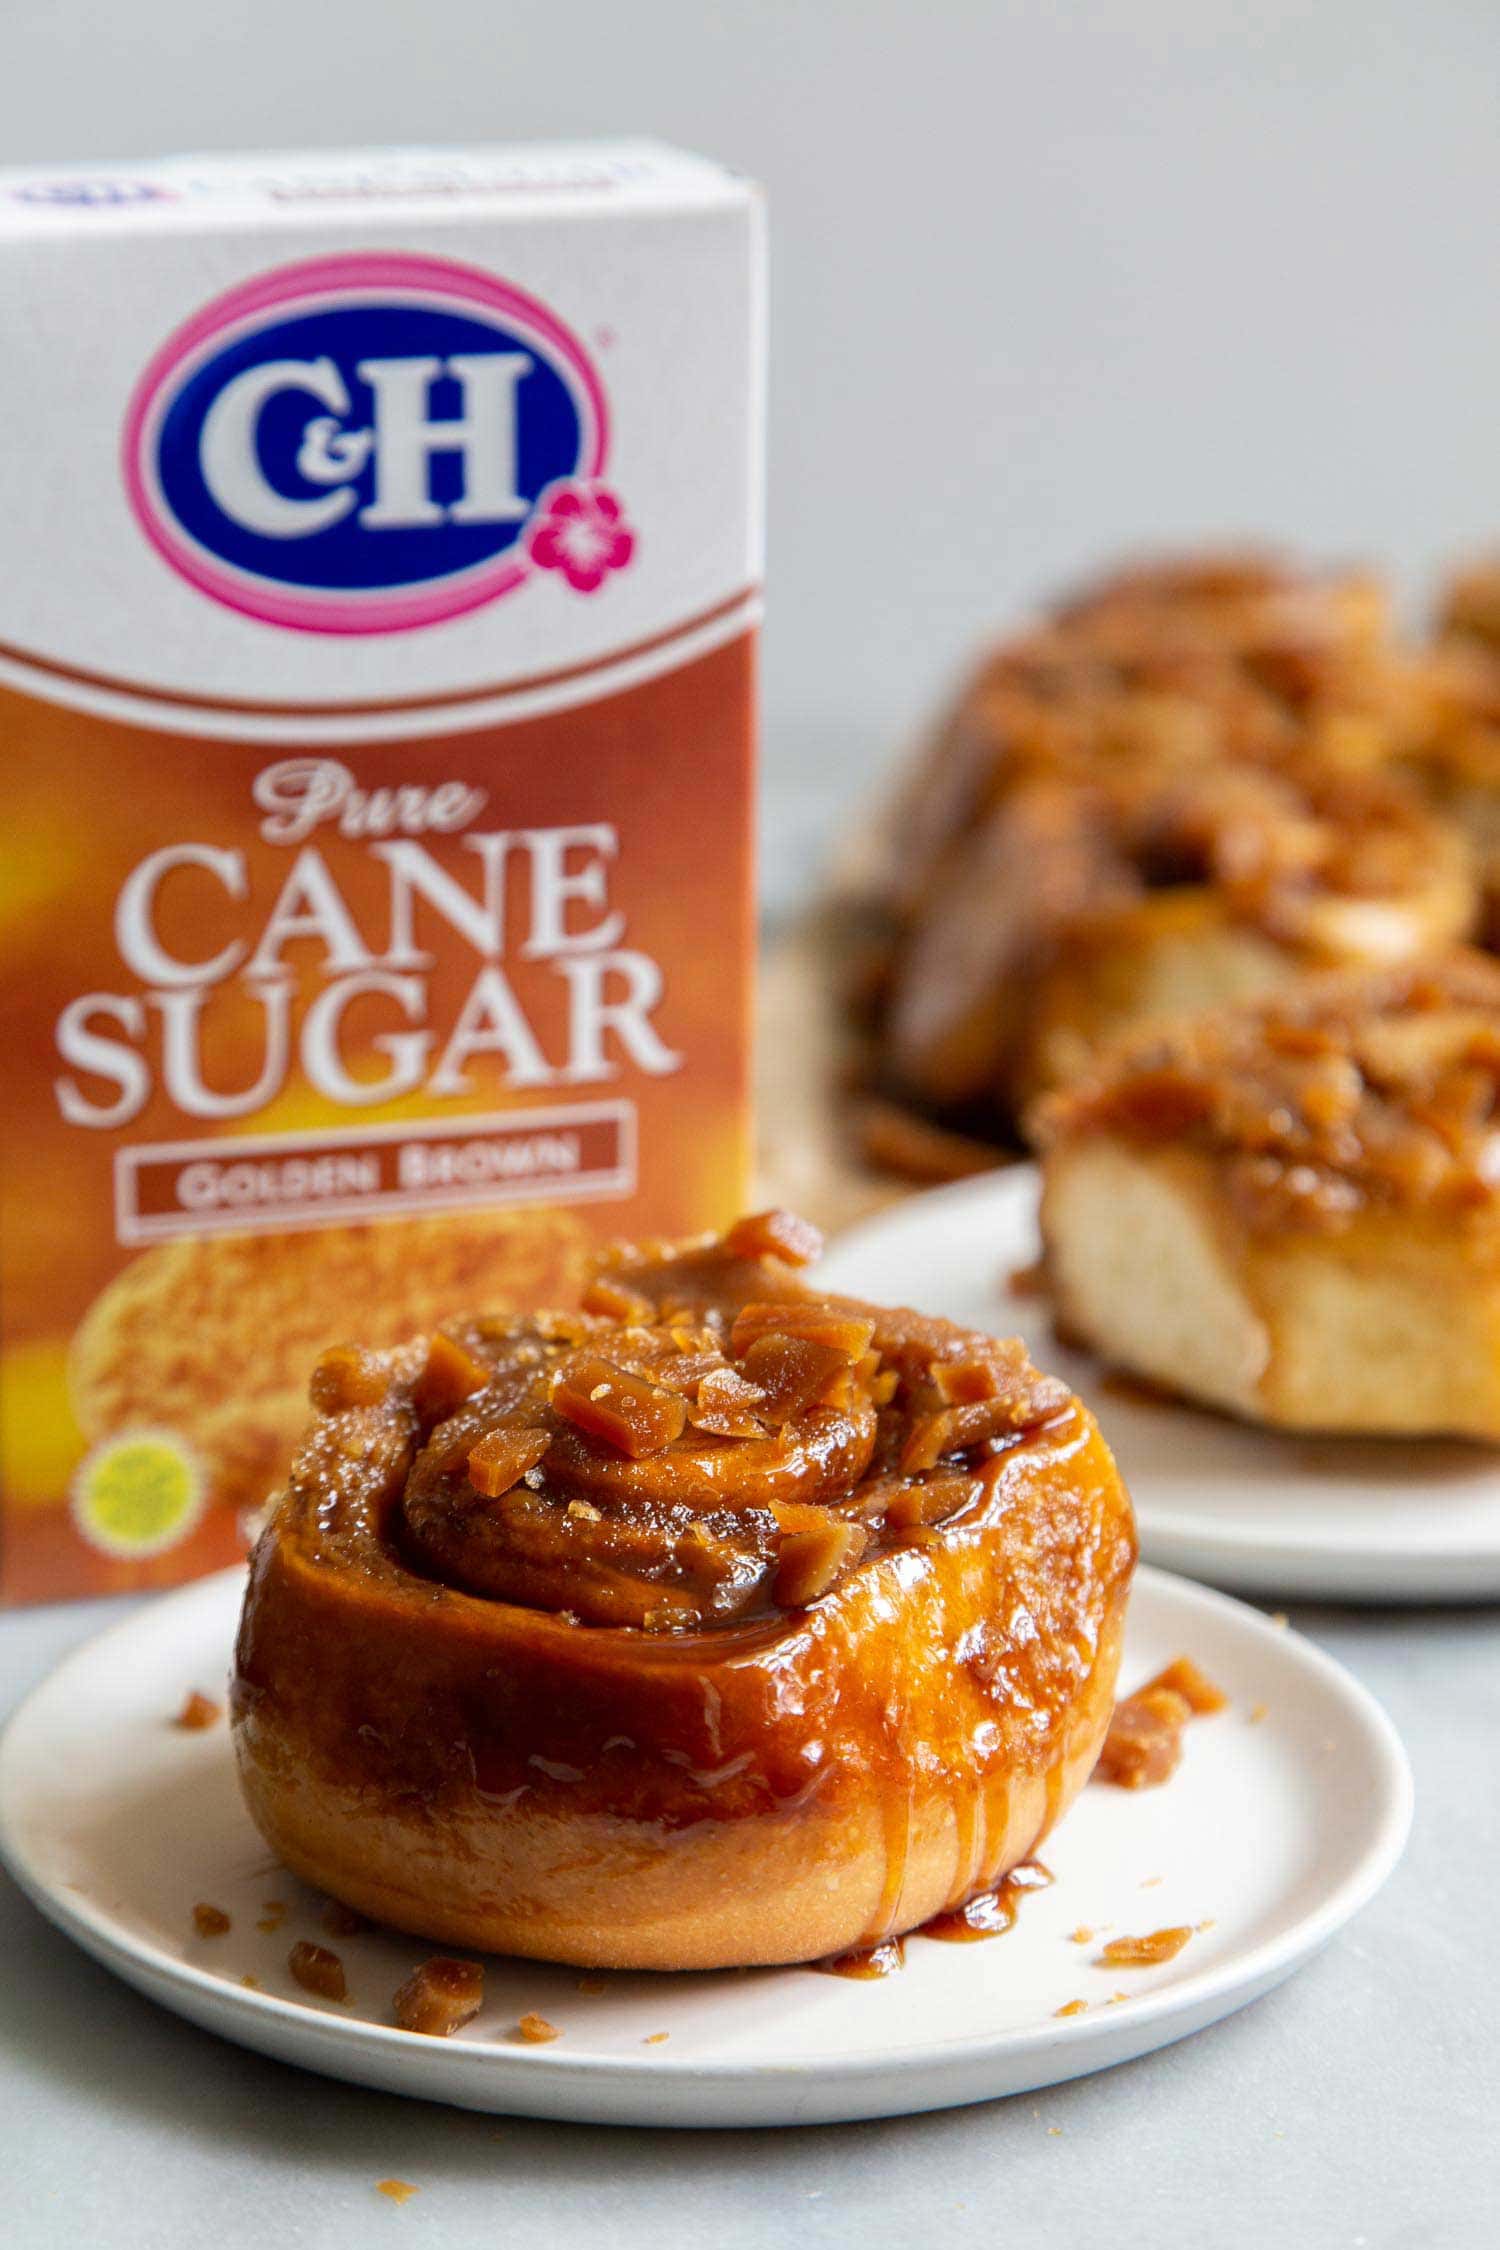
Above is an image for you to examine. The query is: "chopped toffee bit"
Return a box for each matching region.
[192,1902,231,1938]
[880,1476,975,1532]
[772,1518,868,1608]
[1095,1651,1227,1789]
[898,1364,1067,1471]
[579,1275,654,1323]
[551,1358,688,1458]
[257,1900,288,1933]
[931,1356,1006,1405]
[467,1426,550,1498]
[393,1956,485,2037]
[643,2031,670,2046]
[1068,1926,1095,1945]
[737,1331,858,1423]
[413,1332,491,1425]
[515,2012,561,2044]
[1096,1927,1194,1969]
[1054,2000,1089,2018]
[1139,1655,1228,1716]
[173,1689,222,1731]
[575,1977,608,1997]
[288,1940,349,2003]
[686,1363,768,1437]
[722,1208,823,1267]
[728,1300,876,1360]
[310,1343,389,1414]
[240,1975,260,1990]
[375,2181,418,2205]
[321,1899,367,1938]
[1094,1689,1188,1790]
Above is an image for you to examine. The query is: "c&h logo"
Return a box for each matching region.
[122,252,634,634]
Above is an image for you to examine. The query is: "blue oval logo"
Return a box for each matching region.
[123,253,628,634]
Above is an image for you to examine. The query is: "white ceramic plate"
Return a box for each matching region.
[0,1562,1409,2127]
[819,1167,1500,1604]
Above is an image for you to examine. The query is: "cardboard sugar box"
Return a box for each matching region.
[0,142,764,1600]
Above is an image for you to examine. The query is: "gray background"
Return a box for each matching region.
[6,0,1500,903]
[3,5,1499,2244]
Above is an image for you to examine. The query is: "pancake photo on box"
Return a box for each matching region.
[69,1207,593,1529]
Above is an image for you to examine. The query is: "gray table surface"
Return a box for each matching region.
[4,763,1499,2248]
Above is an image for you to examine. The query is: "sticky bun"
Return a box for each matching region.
[882,748,1473,1129]
[865,552,1477,1147]
[1396,567,1500,949]
[1035,954,1500,1437]
[232,1212,1135,1969]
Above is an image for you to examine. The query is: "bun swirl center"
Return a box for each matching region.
[309,1218,1073,1632]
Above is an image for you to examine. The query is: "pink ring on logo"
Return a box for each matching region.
[121,252,610,636]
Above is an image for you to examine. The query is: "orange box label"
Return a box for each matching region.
[0,142,763,1600]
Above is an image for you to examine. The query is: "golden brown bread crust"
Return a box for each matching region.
[1034,957,1500,1437]
[231,1217,1135,1969]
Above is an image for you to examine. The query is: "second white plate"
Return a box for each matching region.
[819,1166,1500,1603]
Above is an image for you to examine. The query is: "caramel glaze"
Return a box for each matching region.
[889,551,1397,923]
[818,1859,1053,1976]
[919,1856,1053,1941]
[1034,951,1500,1233]
[820,1938,906,1980]
[232,1216,1135,1967]
[882,758,1471,1120]
[866,549,1475,1137]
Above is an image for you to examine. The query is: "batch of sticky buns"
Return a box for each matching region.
[858,548,1500,1441]
[228,545,1500,2003]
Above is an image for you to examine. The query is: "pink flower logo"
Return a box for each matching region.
[525,480,635,594]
